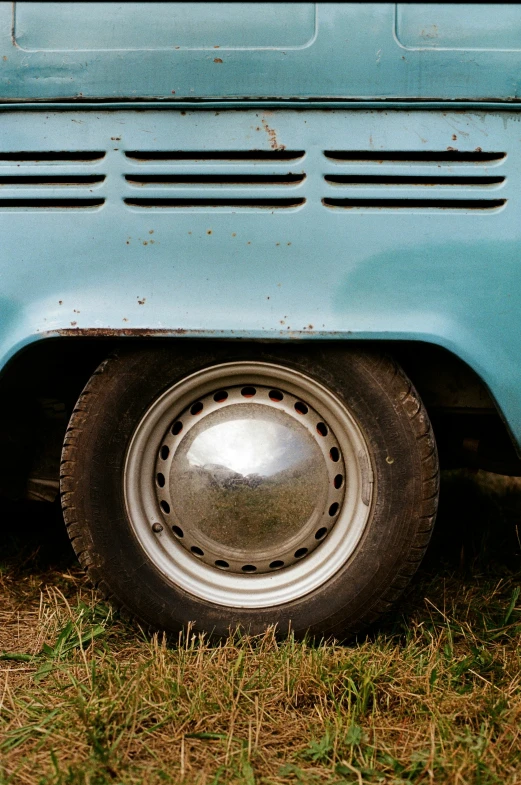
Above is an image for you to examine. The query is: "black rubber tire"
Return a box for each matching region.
[60,343,438,639]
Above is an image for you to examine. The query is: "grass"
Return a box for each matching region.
[0,470,521,784]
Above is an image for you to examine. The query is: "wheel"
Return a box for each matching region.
[60,343,438,638]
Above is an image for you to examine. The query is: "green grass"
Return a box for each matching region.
[0,470,521,784]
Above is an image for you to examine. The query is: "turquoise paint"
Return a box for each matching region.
[1,5,521,449]
[2,3,521,101]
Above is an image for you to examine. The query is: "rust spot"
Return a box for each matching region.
[276,242,280,246]
[149,230,154,234]
[232,232,236,237]
[287,242,291,246]
[267,296,270,300]
[73,309,80,314]
[58,300,63,305]
[207,230,212,235]
[214,58,223,64]
[261,118,286,151]
[111,136,121,141]
[143,241,148,245]
[214,45,220,48]
[70,321,77,327]
[126,241,130,245]
[475,146,482,152]
[308,324,313,329]
[56,327,190,338]
[137,297,146,305]
[2,56,7,62]
[452,134,457,141]
[122,318,128,322]
[171,90,176,95]
[446,146,458,151]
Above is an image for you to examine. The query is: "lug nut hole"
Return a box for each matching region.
[269,389,284,401]
[334,474,343,489]
[315,527,328,540]
[156,473,165,488]
[172,526,184,538]
[190,402,203,416]
[294,548,308,559]
[241,386,256,398]
[294,401,308,415]
[160,500,170,514]
[330,447,340,462]
[160,445,170,460]
[213,390,228,403]
[269,560,284,569]
[242,564,257,572]
[191,546,204,557]
[215,560,229,569]
[171,421,183,435]
[329,502,340,517]
[317,422,328,437]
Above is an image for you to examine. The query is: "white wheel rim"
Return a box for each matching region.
[124,361,374,608]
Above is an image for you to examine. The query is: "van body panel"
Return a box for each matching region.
[2,3,521,101]
[0,108,520,443]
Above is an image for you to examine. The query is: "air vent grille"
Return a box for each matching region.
[324,151,506,163]
[323,149,507,210]
[124,150,306,210]
[125,150,305,162]
[0,151,106,209]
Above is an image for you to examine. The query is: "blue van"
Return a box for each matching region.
[1,3,521,637]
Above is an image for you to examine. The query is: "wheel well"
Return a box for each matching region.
[0,336,519,502]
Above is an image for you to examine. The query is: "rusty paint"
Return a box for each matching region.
[214,58,223,64]
[57,327,188,337]
[137,297,146,305]
[70,321,77,326]
[261,118,286,151]
[446,146,458,151]
[452,134,457,140]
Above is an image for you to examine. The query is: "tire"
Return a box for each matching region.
[60,343,438,638]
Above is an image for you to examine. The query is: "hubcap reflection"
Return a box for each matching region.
[155,386,345,573]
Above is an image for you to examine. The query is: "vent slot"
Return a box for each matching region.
[323,198,506,210]
[0,151,105,162]
[125,174,305,185]
[124,197,305,209]
[125,150,305,162]
[325,175,504,186]
[324,151,506,163]
[0,199,104,208]
[0,175,105,185]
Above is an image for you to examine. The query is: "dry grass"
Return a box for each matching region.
[1,470,521,784]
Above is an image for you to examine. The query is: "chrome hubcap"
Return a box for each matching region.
[154,385,346,574]
[125,361,373,608]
